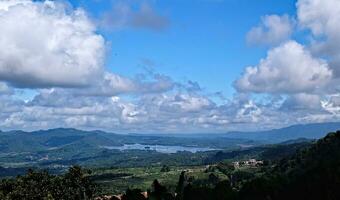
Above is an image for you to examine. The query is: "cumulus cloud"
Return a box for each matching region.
[100,2,169,31]
[0,91,207,132]
[161,94,214,113]
[0,0,173,96]
[1,88,271,132]
[81,72,175,96]
[246,14,294,46]
[2,0,340,133]
[1,86,340,133]
[229,0,340,130]
[0,82,12,95]
[297,0,340,76]
[281,93,322,111]
[0,1,105,88]
[235,40,332,94]
[234,100,262,123]
[297,0,339,36]
[321,96,340,115]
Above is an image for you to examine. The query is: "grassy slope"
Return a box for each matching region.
[91,165,229,195]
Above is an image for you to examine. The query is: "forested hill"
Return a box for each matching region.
[171,131,340,200]
[238,130,340,200]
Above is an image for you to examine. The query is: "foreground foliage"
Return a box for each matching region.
[0,166,98,200]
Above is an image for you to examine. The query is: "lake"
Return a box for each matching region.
[100,143,219,153]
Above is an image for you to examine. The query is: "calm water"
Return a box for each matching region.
[101,144,218,153]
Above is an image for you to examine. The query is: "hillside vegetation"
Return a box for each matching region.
[0,128,255,171]
[0,131,340,199]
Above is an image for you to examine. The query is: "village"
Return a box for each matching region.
[232,159,264,169]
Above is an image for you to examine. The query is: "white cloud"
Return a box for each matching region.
[297,0,340,36]
[1,87,339,133]
[1,0,340,133]
[160,94,213,113]
[321,95,340,115]
[234,100,262,123]
[281,93,322,111]
[246,14,294,46]
[0,0,173,96]
[66,72,175,96]
[0,1,105,88]
[0,0,29,11]
[0,82,12,95]
[0,89,231,132]
[297,0,340,76]
[235,41,332,94]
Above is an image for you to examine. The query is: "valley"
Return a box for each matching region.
[1,123,340,199]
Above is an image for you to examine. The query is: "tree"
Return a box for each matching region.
[121,188,146,200]
[160,165,170,173]
[149,179,174,200]
[175,171,186,200]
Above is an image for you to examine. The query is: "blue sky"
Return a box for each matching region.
[0,0,340,133]
[70,0,297,98]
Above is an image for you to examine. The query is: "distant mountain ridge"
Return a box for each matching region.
[223,122,340,143]
[0,127,257,169]
[1,122,340,175]
[2,122,340,144]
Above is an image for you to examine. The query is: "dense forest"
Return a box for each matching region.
[1,131,340,200]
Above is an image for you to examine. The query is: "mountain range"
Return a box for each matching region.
[223,122,340,143]
[1,122,340,170]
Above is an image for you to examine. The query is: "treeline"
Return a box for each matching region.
[0,166,98,200]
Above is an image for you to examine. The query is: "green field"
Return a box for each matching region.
[91,165,229,195]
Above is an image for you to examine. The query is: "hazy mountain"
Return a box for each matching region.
[1,122,340,153]
[223,122,340,143]
[1,122,339,169]
[0,128,121,153]
[0,128,256,169]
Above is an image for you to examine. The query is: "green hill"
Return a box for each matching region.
[239,131,340,200]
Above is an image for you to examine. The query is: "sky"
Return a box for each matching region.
[0,0,340,133]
